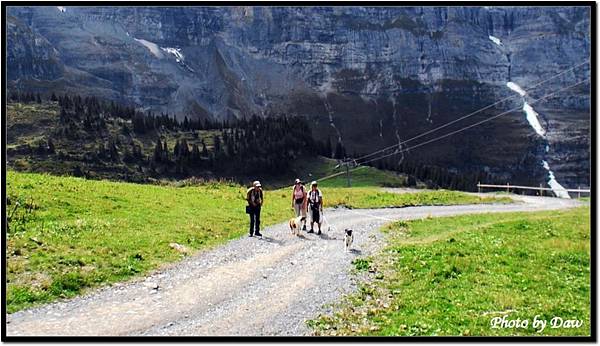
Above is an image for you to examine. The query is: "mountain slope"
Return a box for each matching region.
[6,6,591,187]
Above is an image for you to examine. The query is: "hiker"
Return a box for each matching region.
[307,181,323,235]
[246,180,263,237]
[291,178,307,231]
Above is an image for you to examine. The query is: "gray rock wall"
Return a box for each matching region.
[6,6,591,187]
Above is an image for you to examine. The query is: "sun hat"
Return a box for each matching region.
[294,178,301,184]
[311,180,317,186]
[253,180,261,187]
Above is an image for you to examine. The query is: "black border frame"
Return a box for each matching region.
[1,0,596,342]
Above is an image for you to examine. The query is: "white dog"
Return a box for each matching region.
[288,216,306,236]
[344,229,354,252]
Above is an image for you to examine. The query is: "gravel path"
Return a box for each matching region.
[6,195,582,336]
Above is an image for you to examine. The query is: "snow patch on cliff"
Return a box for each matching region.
[523,102,546,136]
[543,161,550,171]
[542,160,571,199]
[134,38,164,58]
[161,47,184,62]
[506,82,546,137]
[506,82,526,96]
[488,35,502,46]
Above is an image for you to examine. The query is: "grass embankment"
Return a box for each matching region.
[309,206,590,336]
[6,170,509,313]
[277,157,409,189]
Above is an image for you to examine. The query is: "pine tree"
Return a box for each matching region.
[191,143,201,166]
[201,140,208,157]
[121,124,131,136]
[36,140,47,155]
[213,135,221,153]
[180,139,190,158]
[183,116,189,131]
[153,138,163,163]
[162,141,169,161]
[173,140,181,160]
[107,139,119,162]
[47,138,55,154]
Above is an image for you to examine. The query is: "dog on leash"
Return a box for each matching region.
[289,216,306,236]
[344,229,354,252]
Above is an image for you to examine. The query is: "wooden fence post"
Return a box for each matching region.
[539,183,543,197]
[506,182,510,193]
[578,186,581,199]
[478,181,481,193]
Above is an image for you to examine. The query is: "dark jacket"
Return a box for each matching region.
[246,187,263,208]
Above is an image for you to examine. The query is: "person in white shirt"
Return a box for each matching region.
[307,181,323,235]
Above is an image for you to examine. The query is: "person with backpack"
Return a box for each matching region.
[246,180,263,237]
[307,181,323,235]
[291,178,307,231]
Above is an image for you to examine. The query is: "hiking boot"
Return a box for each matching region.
[302,225,307,231]
[317,230,322,235]
[255,232,263,237]
[249,233,253,237]
[307,229,314,234]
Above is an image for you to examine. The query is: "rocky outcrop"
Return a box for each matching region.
[6,6,591,187]
[6,15,63,82]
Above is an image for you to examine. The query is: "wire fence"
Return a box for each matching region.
[477,183,591,198]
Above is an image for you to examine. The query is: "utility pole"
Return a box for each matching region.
[335,158,357,187]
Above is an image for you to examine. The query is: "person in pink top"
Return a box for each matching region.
[291,178,308,231]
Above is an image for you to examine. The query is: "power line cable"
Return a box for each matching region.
[353,60,590,163]
[327,77,590,179]
[282,63,590,188]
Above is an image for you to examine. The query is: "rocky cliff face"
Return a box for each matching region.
[6,6,591,188]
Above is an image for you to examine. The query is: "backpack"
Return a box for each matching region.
[293,185,305,202]
[247,188,263,205]
[308,189,321,208]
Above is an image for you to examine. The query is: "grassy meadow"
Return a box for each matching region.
[6,170,508,313]
[309,206,591,336]
[272,157,410,189]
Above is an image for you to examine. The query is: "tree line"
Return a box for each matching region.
[9,92,325,180]
[9,91,501,190]
[367,153,504,191]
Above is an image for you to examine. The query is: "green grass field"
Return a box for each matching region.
[308,206,590,336]
[6,170,508,313]
[264,156,409,189]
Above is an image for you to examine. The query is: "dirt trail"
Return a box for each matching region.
[6,195,582,336]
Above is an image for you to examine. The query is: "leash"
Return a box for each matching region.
[321,211,336,233]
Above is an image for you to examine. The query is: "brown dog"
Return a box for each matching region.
[289,216,306,236]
